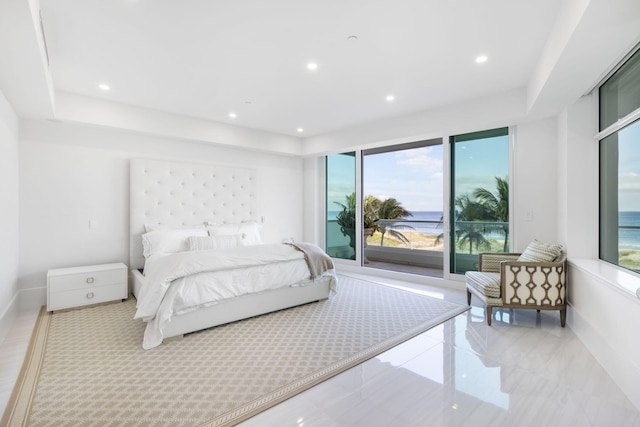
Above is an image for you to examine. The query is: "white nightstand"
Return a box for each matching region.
[47,262,128,312]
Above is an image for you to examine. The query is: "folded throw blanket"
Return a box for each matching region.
[286,242,335,280]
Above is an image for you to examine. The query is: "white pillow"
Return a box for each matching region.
[187,235,243,251]
[142,228,208,258]
[207,221,263,246]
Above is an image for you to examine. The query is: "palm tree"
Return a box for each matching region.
[335,193,382,256]
[453,177,509,253]
[376,198,414,246]
[454,194,492,254]
[472,176,509,251]
[363,195,381,232]
[336,194,414,249]
[334,193,357,256]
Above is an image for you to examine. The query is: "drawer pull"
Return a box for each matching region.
[86,292,95,299]
[86,277,95,284]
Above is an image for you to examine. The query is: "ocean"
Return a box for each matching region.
[327,210,444,236]
[395,211,444,236]
[328,210,640,249]
[619,211,640,250]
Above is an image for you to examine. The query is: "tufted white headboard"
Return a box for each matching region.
[129,158,257,270]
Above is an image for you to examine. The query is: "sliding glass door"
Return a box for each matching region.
[326,153,357,260]
[325,129,509,276]
[362,139,444,275]
[450,128,509,274]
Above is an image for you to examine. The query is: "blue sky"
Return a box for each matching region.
[453,136,509,208]
[363,136,508,212]
[326,154,356,211]
[364,145,444,212]
[619,120,640,211]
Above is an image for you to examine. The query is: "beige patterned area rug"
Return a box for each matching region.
[2,275,468,427]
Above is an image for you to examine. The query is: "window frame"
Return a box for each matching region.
[597,47,640,273]
[449,127,510,275]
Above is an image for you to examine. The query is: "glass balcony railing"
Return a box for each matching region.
[452,220,509,254]
[326,218,512,276]
[451,220,509,274]
[366,219,444,251]
[328,219,509,255]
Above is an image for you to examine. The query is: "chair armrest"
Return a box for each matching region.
[478,252,522,272]
[501,253,567,307]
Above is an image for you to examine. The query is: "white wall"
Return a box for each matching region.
[511,118,559,249]
[301,88,529,157]
[18,120,305,294]
[560,94,600,258]
[558,94,640,411]
[568,265,640,408]
[0,91,20,338]
[302,156,325,246]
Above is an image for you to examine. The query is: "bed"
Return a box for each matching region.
[129,158,337,349]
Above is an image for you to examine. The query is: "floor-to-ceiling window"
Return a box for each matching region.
[599,47,640,273]
[325,130,509,276]
[450,128,509,274]
[326,152,357,260]
[362,139,444,275]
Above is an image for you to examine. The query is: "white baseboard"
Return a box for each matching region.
[19,286,46,312]
[335,263,466,291]
[0,292,19,345]
[0,287,46,347]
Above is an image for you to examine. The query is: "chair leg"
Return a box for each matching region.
[486,305,492,326]
[560,307,567,327]
[466,289,471,305]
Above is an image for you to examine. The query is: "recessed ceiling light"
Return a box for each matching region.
[347,35,358,42]
[297,128,304,133]
[475,55,488,64]
[386,95,395,102]
[307,62,318,70]
[229,112,237,118]
[98,83,110,91]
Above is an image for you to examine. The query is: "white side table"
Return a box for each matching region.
[47,262,128,311]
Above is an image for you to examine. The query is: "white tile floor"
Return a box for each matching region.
[2,275,640,426]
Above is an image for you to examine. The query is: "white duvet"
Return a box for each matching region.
[135,243,337,349]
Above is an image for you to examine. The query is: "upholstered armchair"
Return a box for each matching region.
[465,248,567,326]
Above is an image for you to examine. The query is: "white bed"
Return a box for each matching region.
[130,158,336,349]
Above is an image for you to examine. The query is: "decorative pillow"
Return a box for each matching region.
[207,221,263,246]
[518,239,563,262]
[142,228,208,258]
[187,235,242,251]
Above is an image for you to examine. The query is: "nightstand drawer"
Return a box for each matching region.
[48,283,127,311]
[47,262,128,311]
[48,268,125,293]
